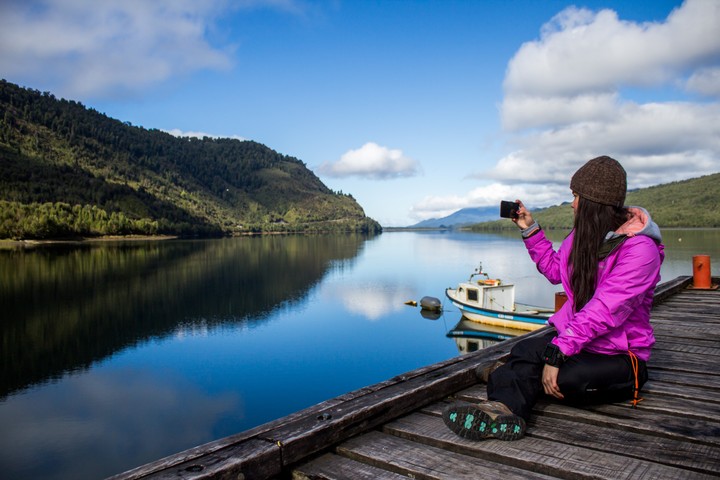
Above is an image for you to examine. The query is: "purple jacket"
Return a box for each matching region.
[524,207,665,361]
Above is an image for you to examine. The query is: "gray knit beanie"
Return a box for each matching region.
[570,156,627,207]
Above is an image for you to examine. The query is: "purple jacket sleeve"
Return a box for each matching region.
[523,230,563,285]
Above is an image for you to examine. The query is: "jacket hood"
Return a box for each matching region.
[608,206,662,243]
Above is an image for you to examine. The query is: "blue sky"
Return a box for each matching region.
[1,0,718,227]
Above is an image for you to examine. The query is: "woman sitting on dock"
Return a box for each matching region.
[443,155,665,441]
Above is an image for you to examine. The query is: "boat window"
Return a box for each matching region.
[467,289,479,302]
[467,341,479,352]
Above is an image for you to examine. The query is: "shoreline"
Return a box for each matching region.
[0,235,179,248]
[2,226,718,247]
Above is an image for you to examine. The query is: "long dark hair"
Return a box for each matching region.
[570,196,629,311]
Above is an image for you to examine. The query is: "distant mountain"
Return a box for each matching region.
[468,173,720,231]
[0,80,381,239]
[410,206,500,228]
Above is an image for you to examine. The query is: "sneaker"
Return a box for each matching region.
[442,401,526,441]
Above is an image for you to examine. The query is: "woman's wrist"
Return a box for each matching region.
[521,221,541,238]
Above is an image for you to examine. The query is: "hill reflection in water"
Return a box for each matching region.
[0,235,369,398]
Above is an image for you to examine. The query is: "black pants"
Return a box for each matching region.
[487,329,648,420]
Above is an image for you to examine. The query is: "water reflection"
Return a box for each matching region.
[446,316,524,354]
[0,235,371,398]
[0,367,239,480]
[322,281,414,321]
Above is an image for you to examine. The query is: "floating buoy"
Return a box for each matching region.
[420,296,442,312]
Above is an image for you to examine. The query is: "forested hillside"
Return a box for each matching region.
[0,80,381,239]
[469,173,720,232]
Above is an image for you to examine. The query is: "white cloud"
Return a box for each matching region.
[499,0,720,188]
[686,67,720,97]
[501,0,720,132]
[317,142,421,180]
[413,0,720,223]
[492,101,720,181]
[409,195,471,222]
[501,93,619,131]
[503,0,720,104]
[0,0,298,99]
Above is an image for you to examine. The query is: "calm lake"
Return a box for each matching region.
[1,228,718,479]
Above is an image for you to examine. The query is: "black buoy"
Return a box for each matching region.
[419,296,442,312]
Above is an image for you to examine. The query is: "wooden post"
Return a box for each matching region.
[554,292,567,312]
[692,255,712,289]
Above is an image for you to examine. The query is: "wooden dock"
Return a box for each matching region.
[110,276,720,480]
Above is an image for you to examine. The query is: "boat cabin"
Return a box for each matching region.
[457,281,516,313]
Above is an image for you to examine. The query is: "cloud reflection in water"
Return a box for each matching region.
[325,281,416,321]
[0,366,240,480]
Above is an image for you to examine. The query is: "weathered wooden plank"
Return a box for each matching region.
[651,340,720,357]
[292,453,409,480]
[652,276,692,304]
[653,313,720,322]
[651,331,720,346]
[655,300,720,310]
[660,288,720,298]
[598,390,720,425]
[654,292,720,303]
[337,430,558,480]
[653,334,720,350]
[447,383,489,401]
[440,389,720,446]
[653,305,720,314]
[107,438,282,480]
[652,321,720,329]
[648,349,720,374]
[655,311,720,319]
[656,292,720,300]
[652,312,720,325]
[651,314,720,326]
[648,369,720,390]
[651,328,720,341]
[382,412,717,480]
[662,288,720,299]
[642,380,720,404]
[652,307,720,319]
[528,415,720,476]
[532,402,720,446]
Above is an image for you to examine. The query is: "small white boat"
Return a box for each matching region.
[445,265,554,331]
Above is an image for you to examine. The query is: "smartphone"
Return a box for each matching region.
[500,200,520,219]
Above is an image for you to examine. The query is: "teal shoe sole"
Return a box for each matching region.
[442,403,525,441]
